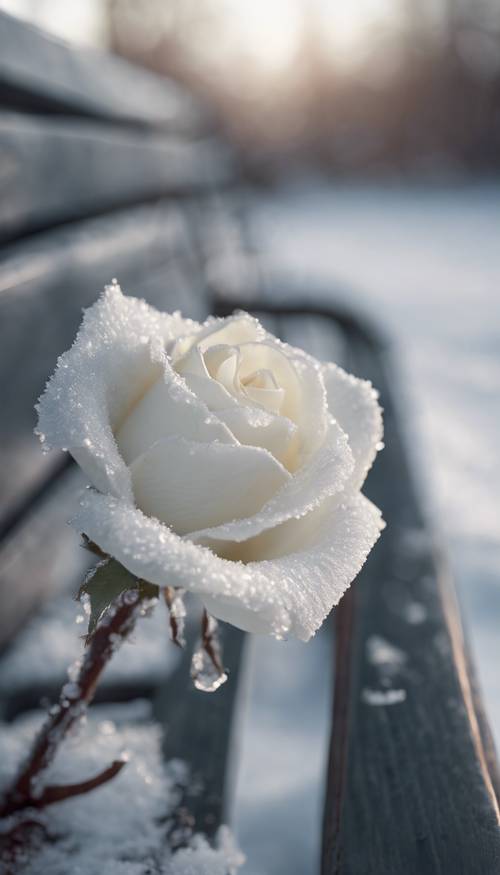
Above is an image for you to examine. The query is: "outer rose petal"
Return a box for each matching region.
[72,490,383,640]
[322,362,383,492]
[36,284,200,502]
[129,437,290,535]
[187,416,354,547]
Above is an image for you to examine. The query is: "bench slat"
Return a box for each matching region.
[0,113,234,242]
[0,466,86,654]
[0,11,207,133]
[322,309,500,874]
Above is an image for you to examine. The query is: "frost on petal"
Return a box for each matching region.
[71,490,383,641]
[188,416,354,548]
[35,283,199,501]
[130,436,290,534]
[204,493,384,639]
[323,362,383,491]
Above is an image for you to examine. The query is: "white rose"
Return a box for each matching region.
[36,283,384,640]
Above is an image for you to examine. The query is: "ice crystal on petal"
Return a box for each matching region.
[322,362,384,492]
[72,489,383,640]
[35,283,201,503]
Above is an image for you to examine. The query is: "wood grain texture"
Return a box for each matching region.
[0,202,209,528]
[0,113,234,242]
[0,10,207,133]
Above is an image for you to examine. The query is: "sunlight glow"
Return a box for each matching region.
[318,0,402,66]
[0,0,403,74]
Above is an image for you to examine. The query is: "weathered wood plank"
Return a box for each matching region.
[0,113,234,242]
[0,10,208,133]
[321,310,500,874]
[0,202,209,529]
[0,466,86,654]
[155,620,246,842]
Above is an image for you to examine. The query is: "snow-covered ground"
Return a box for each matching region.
[249,177,500,741]
[0,703,243,874]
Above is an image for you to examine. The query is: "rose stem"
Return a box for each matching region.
[0,819,47,875]
[0,590,141,820]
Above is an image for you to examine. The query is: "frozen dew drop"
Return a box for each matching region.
[190,614,228,693]
[191,645,228,693]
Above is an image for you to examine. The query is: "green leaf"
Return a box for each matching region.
[80,534,108,559]
[78,558,159,639]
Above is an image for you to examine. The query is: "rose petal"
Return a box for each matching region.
[178,371,236,412]
[72,490,383,640]
[36,283,198,501]
[170,312,265,361]
[175,338,300,467]
[129,437,291,535]
[187,415,354,547]
[245,337,330,466]
[115,370,236,466]
[215,406,298,468]
[203,493,384,637]
[323,363,383,491]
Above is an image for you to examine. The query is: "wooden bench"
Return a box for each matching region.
[1,12,499,873]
